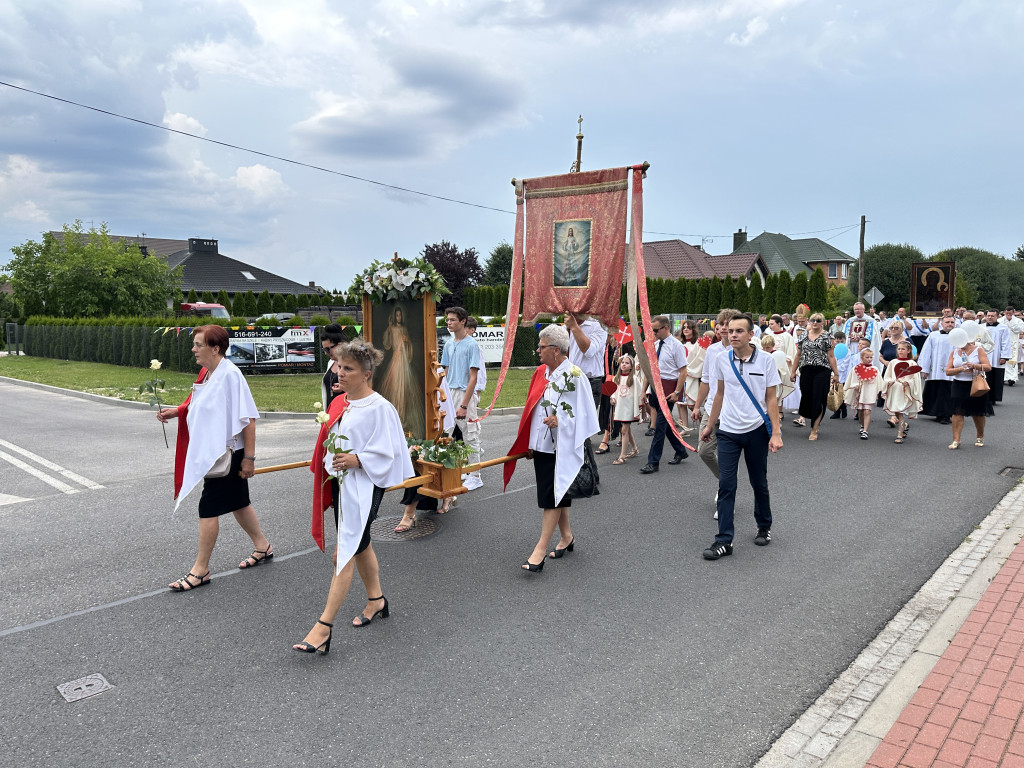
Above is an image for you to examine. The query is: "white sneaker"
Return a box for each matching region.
[463,475,483,491]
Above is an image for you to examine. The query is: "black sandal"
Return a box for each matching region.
[239,545,273,569]
[169,570,210,592]
[293,620,333,655]
[352,596,389,627]
[595,442,610,454]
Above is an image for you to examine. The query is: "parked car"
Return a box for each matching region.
[179,302,230,319]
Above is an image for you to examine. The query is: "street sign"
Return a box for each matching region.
[863,286,884,306]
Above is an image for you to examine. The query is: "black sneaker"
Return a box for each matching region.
[754,529,772,546]
[703,542,733,560]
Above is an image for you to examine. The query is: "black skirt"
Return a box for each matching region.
[198,449,251,518]
[797,365,832,422]
[334,479,384,555]
[950,380,994,418]
[533,451,570,510]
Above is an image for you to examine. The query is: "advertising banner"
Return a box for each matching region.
[438,326,506,365]
[225,326,316,373]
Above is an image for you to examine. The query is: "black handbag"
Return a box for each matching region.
[565,438,601,500]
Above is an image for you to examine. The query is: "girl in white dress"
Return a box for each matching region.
[845,346,883,439]
[882,340,923,444]
[610,355,645,464]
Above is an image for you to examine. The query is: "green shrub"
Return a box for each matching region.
[309,314,332,326]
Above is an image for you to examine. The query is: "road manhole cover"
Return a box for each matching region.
[1000,467,1024,479]
[57,674,113,702]
[371,515,439,542]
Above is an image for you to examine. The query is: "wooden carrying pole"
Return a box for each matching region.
[251,452,529,493]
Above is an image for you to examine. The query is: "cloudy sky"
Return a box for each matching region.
[1,0,1021,293]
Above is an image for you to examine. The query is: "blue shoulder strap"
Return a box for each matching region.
[728,350,773,437]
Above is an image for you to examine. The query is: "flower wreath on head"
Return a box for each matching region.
[350,254,449,303]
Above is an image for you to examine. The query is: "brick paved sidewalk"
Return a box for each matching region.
[866,539,1024,767]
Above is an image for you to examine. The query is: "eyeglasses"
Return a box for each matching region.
[651,325,664,332]
[810,319,823,323]
[536,344,551,351]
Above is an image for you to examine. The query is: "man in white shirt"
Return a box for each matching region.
[565,313,608,410]
[640,315,689,474]
[999,307,1024,384]
[701,313,783,560]
[983,309,1012,402]
[692,308,740,488]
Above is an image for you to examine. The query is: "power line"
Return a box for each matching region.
[0,80,865,243]
[0,79,515,215]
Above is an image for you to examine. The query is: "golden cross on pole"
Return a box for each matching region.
[570,115,583,173]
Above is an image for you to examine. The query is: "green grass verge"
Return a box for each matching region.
[0,356,534,412]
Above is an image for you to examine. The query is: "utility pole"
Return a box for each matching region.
[858,214,866,300]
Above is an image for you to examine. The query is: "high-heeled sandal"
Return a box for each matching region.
[239,544,273,569]
[293,620,333,654]
[394,516,417,533]
[521,559,544,573]
[437,497,456,514]
[548,538,575,559]
[352,596,389,627]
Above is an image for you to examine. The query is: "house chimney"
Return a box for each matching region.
[309,281,316,288]
[733,229,747,251]
[188,238,219,253]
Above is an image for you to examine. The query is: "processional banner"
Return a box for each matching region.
[474,164,693,450]
[520,168,628,328]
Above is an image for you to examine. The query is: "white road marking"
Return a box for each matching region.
[0,493,32,506]
[0,438,105,490]
[0,450,80,494]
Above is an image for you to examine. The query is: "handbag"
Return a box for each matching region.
[970,372,990,397]
[205,447,234,478]
[827,381,845,412]
[565,438,601,500]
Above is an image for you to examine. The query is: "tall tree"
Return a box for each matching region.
[482,241,514,286]
[684,279,697,313]
[931,246,1011,310]
[422,240,483,309]
[721,275,735,309]
[671,278,688,313]
[694,279,710,314]
[2,221,181,317]
[789,271,808,309]
[256,290,273,316]
[747,272,763,315]
[847,243,925,310]
[806,268,828,312]
[762,273,777,315]
[1015,245,1024,262]
[775,270,792,314]
[734,277,749,313]
[708,276,722,313]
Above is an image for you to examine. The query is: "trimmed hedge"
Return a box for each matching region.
[21,315,331,374]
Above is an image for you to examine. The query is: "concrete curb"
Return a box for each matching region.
[755,479,1024,768]
[0,375,526,420]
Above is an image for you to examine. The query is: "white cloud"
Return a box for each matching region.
[729,16,770,46]
[3,201,51,225]
[232,164,288,201]
[163,112,208,137]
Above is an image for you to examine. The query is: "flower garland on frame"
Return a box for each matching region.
[350,254,449,303]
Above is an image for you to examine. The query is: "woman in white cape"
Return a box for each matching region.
[294,341,414,655]
[157,324,272,592]
[503,325,600,573]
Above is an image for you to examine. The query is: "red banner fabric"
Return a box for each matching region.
[521,168,628,328]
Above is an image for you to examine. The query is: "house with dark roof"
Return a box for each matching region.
[731,230,857,286]
[638,239,769,283]
[48,233,323,298]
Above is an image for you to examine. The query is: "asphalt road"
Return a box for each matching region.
[2,378,1022,767]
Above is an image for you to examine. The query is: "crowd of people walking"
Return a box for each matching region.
[159,303,1024,654]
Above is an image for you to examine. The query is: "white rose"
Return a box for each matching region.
[569,365,583,378]
[150,359,162,370]
[315,410,331,424]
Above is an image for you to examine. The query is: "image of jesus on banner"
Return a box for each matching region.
[553,219,592,287]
